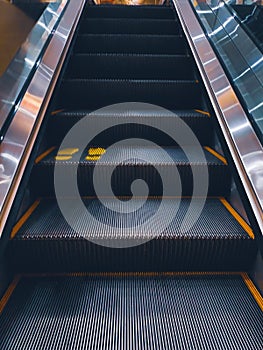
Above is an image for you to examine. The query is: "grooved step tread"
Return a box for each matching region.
[48,108,212,146]
[58,79,202,110]
[80,18,180,35]
[1,274,262,349]
[9,198,255,271]
[74,34,187,54]
[34,146,229,196]
[66,53,195,80]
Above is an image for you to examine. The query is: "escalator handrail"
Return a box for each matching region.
[174,0,263,237]
[0,0,87,237]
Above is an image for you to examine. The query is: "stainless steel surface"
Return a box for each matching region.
[0,0,86,237]
[196,0,263,138]
[174,0,263,236]
[0,0,68,138]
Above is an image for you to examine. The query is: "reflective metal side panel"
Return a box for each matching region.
[173,0,263,238]
[0,0,86,236]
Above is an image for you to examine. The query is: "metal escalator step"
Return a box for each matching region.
[0,274,262,349]
[34,146,229,197]
[9,198,255,271]
[48,108,212,146]
[74,34,187,54]
[80,18,180,35]
[84,5,176,19]
[66,54,195,80]
[58,79,202,110]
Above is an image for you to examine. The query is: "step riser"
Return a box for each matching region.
[74,35,187,55]
[33,164,230,197]
[58,80,204,110]
[80,19,180,35]
[67,55,195,80]
[9,239,255,272]
[48,116,212,147]
[84,6,176,19]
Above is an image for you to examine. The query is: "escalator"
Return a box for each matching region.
[231,4,263,51]
[0,4,262,348]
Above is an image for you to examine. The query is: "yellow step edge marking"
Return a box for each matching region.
[195,109,211,117]
[11,200,40,239]
[0,275,21,314]
[55,155,72,161]
[88,147,106,156]
[58,148,79,156]
[35,146,56,164]
[51,109,64,116]
[86,155,101,161]
[220,198,254,239]
[204,146,227,165]
[241,273,263,312]
[21,271,242,278]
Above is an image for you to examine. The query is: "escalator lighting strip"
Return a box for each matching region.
[241,273,263,312]
[35,147,56,164]
[220,198,254,239]
[204,146,227,165]
[0,275,21,314]
[194,109,210,117]
[11,200,40,239]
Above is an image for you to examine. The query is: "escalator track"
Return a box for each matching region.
[0,4,262,349]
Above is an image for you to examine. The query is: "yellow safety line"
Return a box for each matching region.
[241,273,263,312]
[11,200,40,239]
[195,109,211,117]
[35,146,56,164]
[55,155,72,161]
[51,109,64,116]
[0,275,21,314]
[204,146,227,165]
[220,198,254,239]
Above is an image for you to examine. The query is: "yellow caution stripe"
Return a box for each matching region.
[204,146,227,165]
[58,148,79,156]
[55,155,73,161]
[11,200,40,239]
[0,275,21,314]
[195,109,211,117]
[35,147,56,164]
[220,198,254,239]
[86,155,101,161]
[88,147,106,156]
[241,273,263,312]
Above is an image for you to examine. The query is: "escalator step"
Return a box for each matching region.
[58,79,203,110]
[1,274,262,349]
[74,34,187,55]
[85,5,176,19]
[66,54,195,80]
[33,146,230,197]
[9,198,255,271]
[48,108,212,146]
[79,18,180,35]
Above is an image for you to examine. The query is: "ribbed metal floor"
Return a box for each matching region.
[0,273,262,350]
